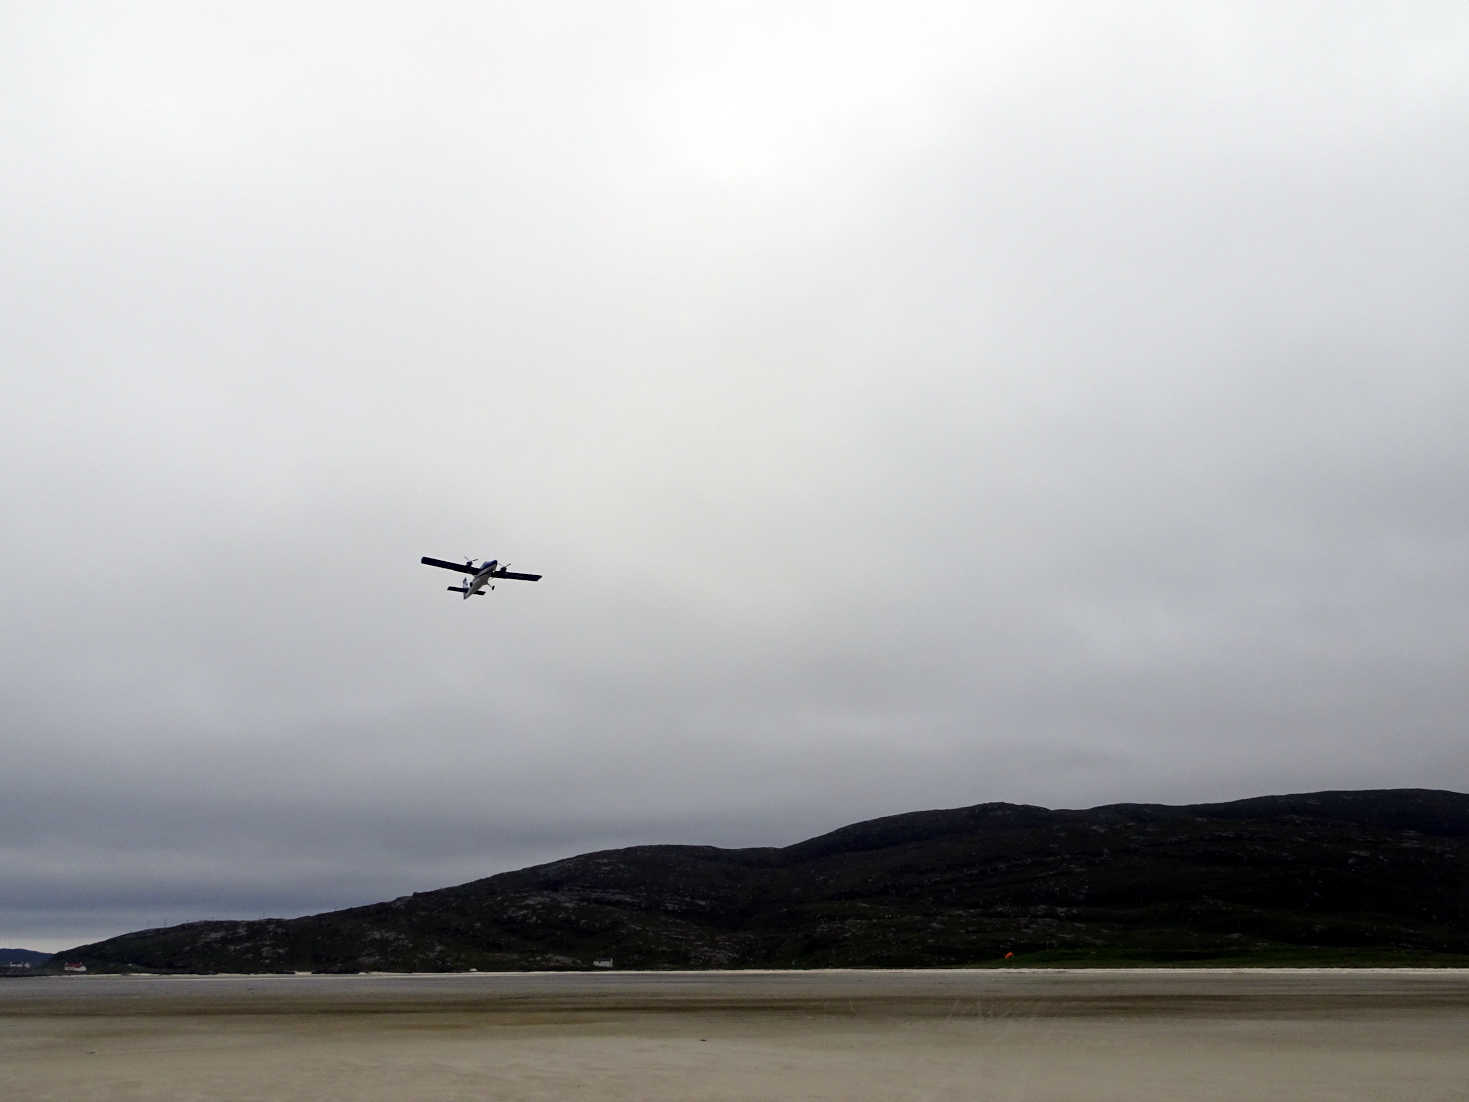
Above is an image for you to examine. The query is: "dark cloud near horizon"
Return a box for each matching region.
[3,2,1467,951]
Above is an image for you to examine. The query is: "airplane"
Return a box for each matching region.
[420,556,543,599]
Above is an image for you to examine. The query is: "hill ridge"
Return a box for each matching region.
[55,788,1469,972]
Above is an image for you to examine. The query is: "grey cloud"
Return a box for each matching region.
[3,1,1467,951]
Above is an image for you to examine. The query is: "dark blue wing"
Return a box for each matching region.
[421,556,478,575]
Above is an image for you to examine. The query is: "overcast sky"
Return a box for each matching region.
[4,2,1466,953]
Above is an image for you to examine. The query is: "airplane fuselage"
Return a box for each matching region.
[462,559,498,598]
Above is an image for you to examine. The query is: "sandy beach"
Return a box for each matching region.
[4,969,1467,1100]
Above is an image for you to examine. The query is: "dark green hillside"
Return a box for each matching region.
[56,789,1469,972]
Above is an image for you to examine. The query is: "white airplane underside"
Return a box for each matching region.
[420,556,543,599]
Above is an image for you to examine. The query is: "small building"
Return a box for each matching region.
[592,958,614,969]
[62,962,87,973]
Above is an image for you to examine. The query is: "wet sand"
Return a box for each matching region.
[4,969,1467,1100]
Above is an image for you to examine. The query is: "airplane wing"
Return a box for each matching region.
[491,570,542,582]
[421,556,478,574]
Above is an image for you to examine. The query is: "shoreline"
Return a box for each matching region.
[23,963,1469,977]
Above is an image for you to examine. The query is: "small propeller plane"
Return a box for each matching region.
[420,555,543,599]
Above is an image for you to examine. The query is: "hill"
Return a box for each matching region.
[55,789,1469,972]
[1,948,51,966]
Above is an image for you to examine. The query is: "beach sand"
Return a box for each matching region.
[4,969,1467,1100]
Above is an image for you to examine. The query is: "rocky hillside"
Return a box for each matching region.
[57,789,1469,972]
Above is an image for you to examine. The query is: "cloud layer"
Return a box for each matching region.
[4,2,1467,951]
